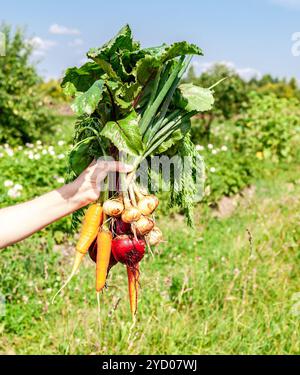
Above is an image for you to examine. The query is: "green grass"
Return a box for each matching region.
[0,161,299,354]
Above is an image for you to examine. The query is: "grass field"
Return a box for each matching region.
[0,159,299,354]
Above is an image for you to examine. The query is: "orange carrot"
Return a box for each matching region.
[127,264,139,319]
[52,203,103,302]
[96,229,112,292]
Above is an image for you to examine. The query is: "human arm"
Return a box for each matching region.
[0,160,131,249]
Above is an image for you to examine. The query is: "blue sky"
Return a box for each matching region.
[1,0,299,81]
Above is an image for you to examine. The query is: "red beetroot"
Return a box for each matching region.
[112,235,145,265]
[114,218,132,235]
[88,239,97,262]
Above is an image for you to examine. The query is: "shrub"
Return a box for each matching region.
[235,93,300,162]
[195,142,258,205]
[0,25,56,145]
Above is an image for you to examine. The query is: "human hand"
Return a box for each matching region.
[70,159,132,207]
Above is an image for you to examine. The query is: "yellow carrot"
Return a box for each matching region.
[76,203,103,254]
[52,203,103,303]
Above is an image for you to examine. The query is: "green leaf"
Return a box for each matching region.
[169,134,205,226]
[156,117,191,154]
[135,55,161,85]
[135,41,201,86]
[161,41,203,62]
[140,41,202,62]
[61,62,103,94]
[63,82,77,97]
[178,83,214,112]
[71,79,105,115]
[101,111,144,156]
[87,24,139,80]
[69,137,95,176]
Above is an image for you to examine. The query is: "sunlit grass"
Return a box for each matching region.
[0,161,299,354]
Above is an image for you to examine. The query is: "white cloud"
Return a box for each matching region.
[69,38,84,47]
[27,36,57,56]
[270,0,300,9]
[191,59,261,81]
[49,24,81,35]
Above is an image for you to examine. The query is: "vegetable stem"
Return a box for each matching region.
[139,56,185,135]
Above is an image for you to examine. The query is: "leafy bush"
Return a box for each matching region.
[235,93,300,162]
[38,79,70,103]
[195,142,258,205]
[184,64,248,141]
[0,25,56,145]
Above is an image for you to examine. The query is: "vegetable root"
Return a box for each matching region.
[52,203,103,303]
[127,264,139,319]
[96,229,112,292]
[133,215,154,236]
[103,198,124,217]
[121,193,141,223]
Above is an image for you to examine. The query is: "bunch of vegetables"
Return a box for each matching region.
[54,25,215,318]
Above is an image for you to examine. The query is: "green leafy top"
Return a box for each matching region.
[63,24,216,224]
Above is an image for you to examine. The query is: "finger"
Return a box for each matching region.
[96,160,133,173]
[115,162,133,173]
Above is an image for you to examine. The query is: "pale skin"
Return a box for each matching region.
[0,160,132,249]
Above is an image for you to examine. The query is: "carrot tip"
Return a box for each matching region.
[96,292,101,333]
[51,251,85,304]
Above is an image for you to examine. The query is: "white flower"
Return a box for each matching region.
[221,145,228,152]
[196,145,204,151]
[34,154,41,160]
[208,144,213,150]
[48,146,54,151]
[37,145,43,150]
[6,149,14,157]
[57,153,65,159]
[56,177,65,184]
[58,140,65,146]
[4,180,13,187]
[28,153,34,160]
[233,268,240,276]
[0,153,4,158]
[25,143,34,148]
[17,146,23,151]
[14,184,23,191]
[42,149,48,155]
[212,149,218,155]
[210,167,216,173]
[4,144,9,149]
[36,140,42,145]
[7,188,21,198]
[49,150,55,156]
[204,185,211,196]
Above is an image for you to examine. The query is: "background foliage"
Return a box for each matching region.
[0,25,56,145]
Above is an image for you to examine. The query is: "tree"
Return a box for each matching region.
[187,63,248,140]
[0,24,56,145]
